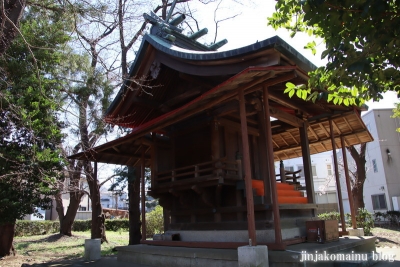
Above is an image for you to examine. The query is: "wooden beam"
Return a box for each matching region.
[263,86,283,246]
[319,123,330,138]
[273,128,368,154]
[141,148,146,241]
[212,101,238,116]
[343,116,353,131]
[219,118,259,136]
[269,106,304,127]
[329,120,347,232]
[271,139,280,149]
[100,151,150,160]
[299,122,315,204]
[163,87,203,108]
[238,87,257,246]
[288,132,299,145]
[308,126,319,141]
[332,120,342,135]
[279,134,289,146]
[340,135,357,230]
[179,72,216,88]
[320,141,328,151]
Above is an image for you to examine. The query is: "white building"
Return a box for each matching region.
[279,151,338,206]
[100,189,129,210]
[338,108,400,213]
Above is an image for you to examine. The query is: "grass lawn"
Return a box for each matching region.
[2,231,129,267]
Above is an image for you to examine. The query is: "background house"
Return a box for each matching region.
[282,108,400,215]
[279,151,338,213]
[338,108,400,213]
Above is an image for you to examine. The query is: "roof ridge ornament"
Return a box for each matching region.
[143,4,227,51]
[166,0,178,22]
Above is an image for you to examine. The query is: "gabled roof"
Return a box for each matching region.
[105,35,317,128]
[69,12,373,165]
[69,67,372,165]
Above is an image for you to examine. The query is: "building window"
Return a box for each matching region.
[296,165,316,177]
[312,165,317,177]
[327,164,332,176]
[371,194,387,210]
[78,206,86,211]
[285,166,294,172]
[372,159,378,173]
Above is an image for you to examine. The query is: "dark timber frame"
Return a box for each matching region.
[69,9,373,250]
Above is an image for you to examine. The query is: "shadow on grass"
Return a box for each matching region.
[18,243,85,255]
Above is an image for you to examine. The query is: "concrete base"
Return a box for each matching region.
[238,245,268,267]
[84,239,101,261]
[116,236,377,267]
[165,228,302,243]
[117,245,238,267]
[347,228,365,237]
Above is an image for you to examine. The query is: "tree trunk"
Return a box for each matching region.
[55,192,65,230]
[352,186,365,211]
[129,166,141,245]
[60,190,84,235]
[0,222,16,257]
[90,172,107,243]
[347,143,367,214]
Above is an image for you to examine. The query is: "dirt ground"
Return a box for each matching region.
[372,225,400,248]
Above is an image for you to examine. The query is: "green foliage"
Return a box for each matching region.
[0,6,70,225]
[374,210,400,226]
[15,219,131,236]
[391,104,400,132]
[72,219,130,232]
[318,208,374,235]
[105,219,130,232]
[269,0,400,103]
[145,205,164,238]
[15,220,60,237]
[72,220,93,232]
[345,208,374,236]
[318,211,340,221]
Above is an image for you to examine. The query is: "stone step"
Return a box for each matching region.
[116,236,377,267]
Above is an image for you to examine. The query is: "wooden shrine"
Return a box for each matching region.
[69,9,373,250]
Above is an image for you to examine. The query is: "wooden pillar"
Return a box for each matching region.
[91,161,98,239]
[211,117,220,161]
[299,122,316,204]
[279,161,286,183]
[128,166,141,245]
[252,135,260,179]
[257,109,272,204]
[329,120,347,232]
[263,86,283,246]
[151,133,158,187]
[238,87,257,246]
[340,136,357,229]
[141,148,146,241]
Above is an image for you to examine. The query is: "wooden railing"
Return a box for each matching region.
[155,158,242,184]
